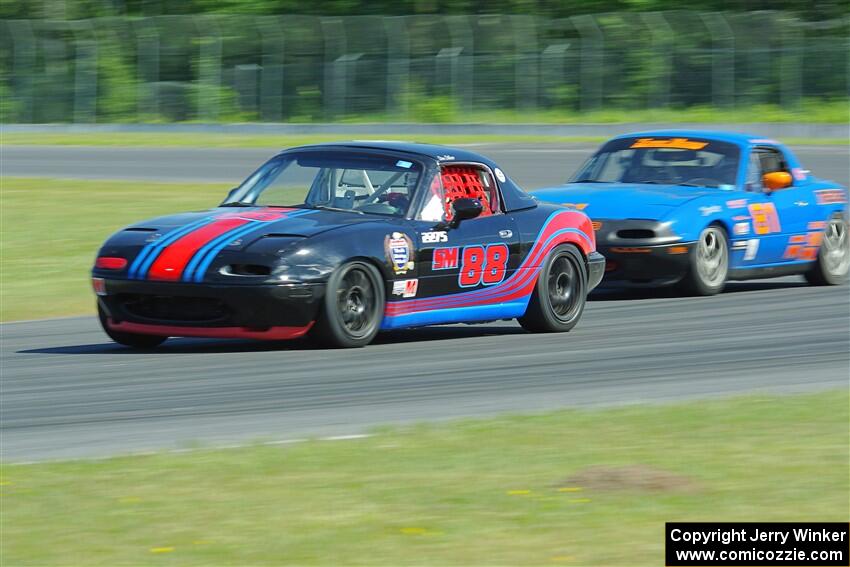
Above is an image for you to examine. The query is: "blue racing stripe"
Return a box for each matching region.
[188,208,316,282]
[128,217,212,279]
[182,221,263,282]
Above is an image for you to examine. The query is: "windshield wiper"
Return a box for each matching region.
[310,204,364,214]
[571,179,606,183]
[219,202,254,207]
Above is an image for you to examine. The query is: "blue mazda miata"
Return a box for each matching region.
[533,130,849,295]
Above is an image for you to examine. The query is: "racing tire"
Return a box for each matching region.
[805,214,849,286]
[97,304,167,348]
[311,261,385,348]
[679,225,729,296]
[518,244,587,333]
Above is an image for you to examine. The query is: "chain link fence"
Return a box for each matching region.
[1,11,848,123]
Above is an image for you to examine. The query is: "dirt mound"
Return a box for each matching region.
[560,465,700,493]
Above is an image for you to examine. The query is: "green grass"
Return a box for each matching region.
[2,132,847,148]
[0,177,229,321]
[367,100,848,125]
[2,390,847,566]
[1,132,612,148]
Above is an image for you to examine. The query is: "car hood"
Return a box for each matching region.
[532,182,718,220]
[98,206,385,282]
[122,206,373,242]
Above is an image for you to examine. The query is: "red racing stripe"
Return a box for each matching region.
[147,218,250,281]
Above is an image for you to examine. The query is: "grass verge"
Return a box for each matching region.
[2,390,847,565]
[0,177,228,321]
[2,132,847,148]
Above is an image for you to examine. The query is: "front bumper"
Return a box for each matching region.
[96,278,324,339]
[587,251,606,290]
[598,242,695,283]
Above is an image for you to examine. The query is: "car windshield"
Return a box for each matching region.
[224,151,424,217]
[571,136,740,188]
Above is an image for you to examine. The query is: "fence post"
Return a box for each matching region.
[571,14,603,112]
[778,13,802,109]
[384,16,410,117]
[71,19,98,123]
[195,14,222,121]
[6,20,37,122]
[133,17,159,120]
[511,15,539,111]
[641,12,672,110]
[256,16,285,122]
[445,15,474,110]
[699,12,735,108]
[321,18,347,119]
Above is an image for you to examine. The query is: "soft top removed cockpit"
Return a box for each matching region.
[222,143,538,219]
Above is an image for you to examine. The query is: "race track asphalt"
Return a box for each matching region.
[2,280,848,461]
[3,143,849,188]
[1,142,848,461]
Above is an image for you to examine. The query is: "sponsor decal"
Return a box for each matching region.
[562,203,588,210]
[700,205,722,216]
[784,232,823,261]
[391,279,419,298]
[432,247,460,270]
[791,167,808,181]
[743,239,759,261]
[807,220,827,230]
[814,189,847,205]
[726,199,748,209]
[494,168,506,183]
[733,222,750,236]
[436,154,455,161]
[421,230,448,244]
[748,202,781,235]
[385,232,415,275]
[630,137,707,150]
[395,160,413,169]
[732,215,751,221]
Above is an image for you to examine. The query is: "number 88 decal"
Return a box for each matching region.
[459,244,509,287]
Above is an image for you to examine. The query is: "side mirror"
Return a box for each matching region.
[449,197,483,228]
[762,171,792,192]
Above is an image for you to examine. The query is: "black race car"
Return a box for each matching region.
[92,142,604,348]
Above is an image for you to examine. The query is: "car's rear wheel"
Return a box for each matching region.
[311,261,385,348]
[518,244,587,333]
[679,225,728,296]
[97,304,167,348]
[805,214,849,285]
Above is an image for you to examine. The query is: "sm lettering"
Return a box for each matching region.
[432,247,460,270]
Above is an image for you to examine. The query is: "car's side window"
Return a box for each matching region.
[746,147,792,193]
[745,152,764,192]
[418,164,502,222]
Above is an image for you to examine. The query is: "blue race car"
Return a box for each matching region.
[533,130,849,295]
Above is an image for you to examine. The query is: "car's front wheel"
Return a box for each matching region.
[805,214,849,285]
[679,225,728,296]
[97,304,167,348]
[311,261,385,348]
[518,244,587,333]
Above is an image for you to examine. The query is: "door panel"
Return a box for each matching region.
[413,215,521,300]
